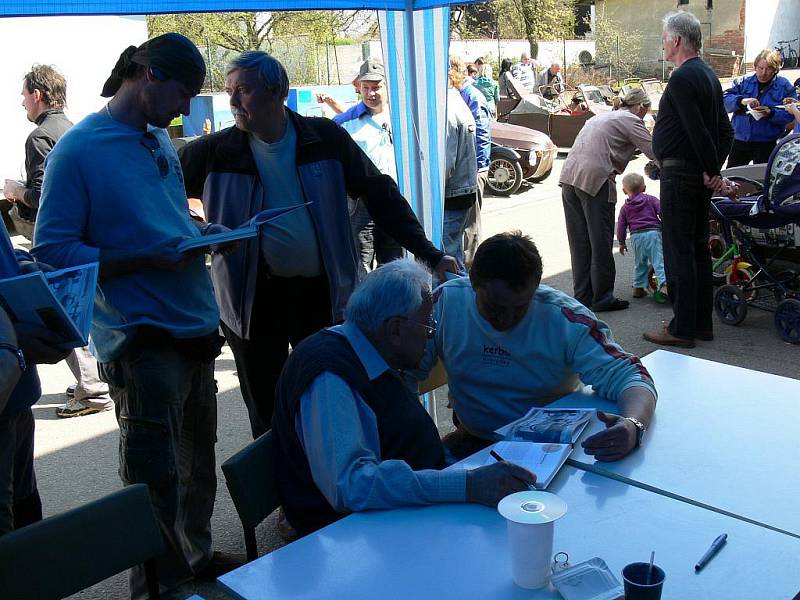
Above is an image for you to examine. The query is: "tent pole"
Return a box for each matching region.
[403,0,427,234]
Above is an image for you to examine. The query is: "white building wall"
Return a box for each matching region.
[744,0,800,63]
[0,16,147,183]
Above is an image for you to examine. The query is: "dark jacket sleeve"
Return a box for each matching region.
[333,124,445,269]
[22,133,54,210]
[177,137,212,199]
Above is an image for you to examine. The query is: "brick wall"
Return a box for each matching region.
[703,0,746,77]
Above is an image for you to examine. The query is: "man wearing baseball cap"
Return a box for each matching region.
[33,33,236,597]
[334,59,404,271]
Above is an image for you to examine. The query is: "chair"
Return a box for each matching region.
[418,359,449,422]
[221,431,280,561]
[0,483,164,600]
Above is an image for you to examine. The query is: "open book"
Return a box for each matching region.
[482,440,573,490]
[0,262,98,348]
[473,407,596,489]
[177,203,312,253]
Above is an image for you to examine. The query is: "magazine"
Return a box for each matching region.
[0,262,98,348]
[177,203,312,253]
[495,407,595,444]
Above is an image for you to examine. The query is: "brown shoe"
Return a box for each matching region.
[643,326,695,348]
[632,287,647,298]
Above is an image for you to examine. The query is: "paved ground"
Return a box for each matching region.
[16,152,797,599]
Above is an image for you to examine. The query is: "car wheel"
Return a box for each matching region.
[487,156,524,196]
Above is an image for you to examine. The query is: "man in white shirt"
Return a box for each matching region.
[334,60,404,269]
[511,52,536,93]
[271,258,535,536]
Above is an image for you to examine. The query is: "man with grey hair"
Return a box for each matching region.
[271,258,536,536]
[643,11,733,348]
[180,51,457,439]
[511,52,535,92]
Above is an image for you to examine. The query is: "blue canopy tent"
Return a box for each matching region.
[0,0,482,250]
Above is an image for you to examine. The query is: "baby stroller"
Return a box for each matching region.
[709,134,800,344]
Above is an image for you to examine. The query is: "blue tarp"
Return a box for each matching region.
[0,0,479,17]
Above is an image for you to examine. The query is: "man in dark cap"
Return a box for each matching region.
[179,51,457,439]
[33,33,237,597]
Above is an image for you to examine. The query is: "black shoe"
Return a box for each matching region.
[592,298,630,312]
[194,551,247,580]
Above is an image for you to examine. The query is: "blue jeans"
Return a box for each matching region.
[442,208,471,270]
[630,229,666,288]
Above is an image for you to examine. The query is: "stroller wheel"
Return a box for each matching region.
[714,285,748,325]
[774,298,800,344]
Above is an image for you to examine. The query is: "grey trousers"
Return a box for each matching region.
[562,182,617,307]
[464,171,488,268]
[100,343,217,599]
[65,345,111,407]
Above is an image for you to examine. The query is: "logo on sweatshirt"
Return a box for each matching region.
[482,343,511,367]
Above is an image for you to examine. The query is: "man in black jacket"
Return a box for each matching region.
[179,51,457,438]
[644,12,734,348]
[3,64,111,419]
[4,65,72,238]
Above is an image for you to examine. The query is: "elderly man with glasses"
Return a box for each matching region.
[271,258,535,537]
[33,33,239,597]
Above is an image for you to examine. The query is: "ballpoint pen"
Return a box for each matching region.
[490,449,536,490]
[694,533,727,572]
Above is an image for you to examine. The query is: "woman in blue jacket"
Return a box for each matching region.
[723,49,796,167]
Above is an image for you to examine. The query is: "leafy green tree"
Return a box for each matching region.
[591,8,642,79]
[147,11,371,88]
[454,0,575,58]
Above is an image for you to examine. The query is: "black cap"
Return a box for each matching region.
[101,33,206,98]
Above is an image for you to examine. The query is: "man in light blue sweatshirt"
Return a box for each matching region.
[33,34,236,598]
[416,231,657,460]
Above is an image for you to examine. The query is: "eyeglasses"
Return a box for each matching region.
[140,132,170,178]
[401,315,438,338]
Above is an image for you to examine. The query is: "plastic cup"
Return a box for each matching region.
[498,492,567,589]
[622,562,665,600]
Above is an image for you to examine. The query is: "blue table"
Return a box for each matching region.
[218,465,799,599]
[562,350,800,537]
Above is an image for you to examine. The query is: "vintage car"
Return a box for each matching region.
[496,75,609,148]
[487,121,557,196]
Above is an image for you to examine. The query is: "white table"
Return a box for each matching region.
[561,350,800,537]
[218,464,800,599]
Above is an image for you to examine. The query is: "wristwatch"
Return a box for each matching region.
[624,417,646,446]
[0,343,26,372]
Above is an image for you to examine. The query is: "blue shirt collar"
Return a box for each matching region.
[330,321,390,381]
[332,101,370,125]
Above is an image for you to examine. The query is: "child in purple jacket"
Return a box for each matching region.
[617,173,667,302]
